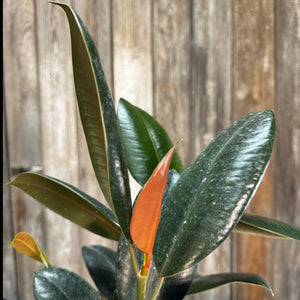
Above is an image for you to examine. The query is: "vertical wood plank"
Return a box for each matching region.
[112,0,153,115]
[190,0,232,158]
[3,1,44,298]
[3,0,42,169]
[152,0,191,167]
[35,0,83,278]
[72,0,118,287]
[112,0,153,200]
[190,1,232,299]
[3,102,19,300]
[274,1,300,299]
[232,1,275,299]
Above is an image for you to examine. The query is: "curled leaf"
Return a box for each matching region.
[11,232,51,268]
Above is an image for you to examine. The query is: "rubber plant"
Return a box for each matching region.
[8,2,300,300]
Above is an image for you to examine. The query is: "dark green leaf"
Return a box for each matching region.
[34,267,102,299]
[187,272,273,295]
[153,111,275,276]
[82,245,116,300]
[8,172,121,241]
[117,98,184,186]
[51,2,132,240]
[115,235,143,300]
[162,169,180,201]
[146,264,197,300]
[116,228,195,300]
[235,213,300,240]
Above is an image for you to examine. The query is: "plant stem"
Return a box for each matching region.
[128,243,147,299]
[137,272,147,300]
[41,255,51,268]
[129,243,139,277]
[38,247,51,268]
[150,277,164,300]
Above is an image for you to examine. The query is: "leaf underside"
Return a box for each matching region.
[236,213,300,240]
[8,172,121,241]
[187,272,274,296]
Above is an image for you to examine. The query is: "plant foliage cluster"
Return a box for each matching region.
[9,2,300,299]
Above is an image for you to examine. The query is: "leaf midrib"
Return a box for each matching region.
[90,246,116,270]
[137,108,161,163]
[159,115,264,276]
[237,220,291,239]
[37,272,72,300]
[14,181,121,236]
[63,4,114,214]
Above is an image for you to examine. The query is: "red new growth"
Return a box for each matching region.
[130,144,178,276]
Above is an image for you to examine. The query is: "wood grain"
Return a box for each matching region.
[3,101,19,300]
[3,1,45,298]
[232,1,275,299]
[113,0,152,113]
[274,1,300,299]
[152,0,191,167]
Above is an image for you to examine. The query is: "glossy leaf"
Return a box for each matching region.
[8,172,121,241]
[118,98,184,186]
[51,2,132,240]
[187,272,274,295]
[130,145,177,269]
[145,264,197,300]
[34,267,102,299]
[82,245,116,299]
[153,111,275,277]
[11,232,50,268]
[115,235,144,300]
[235,213,300,240]
[162,169,180,202]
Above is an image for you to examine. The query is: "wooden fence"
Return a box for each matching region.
[3,1,299,299]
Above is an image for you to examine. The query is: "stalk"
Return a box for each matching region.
[129,243,140,277]
[150,277,164,300]
[137,272,147,300]
[129,243,147,299]
[40,252,51,268]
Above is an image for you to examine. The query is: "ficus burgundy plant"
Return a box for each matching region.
[8,2,300,300]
